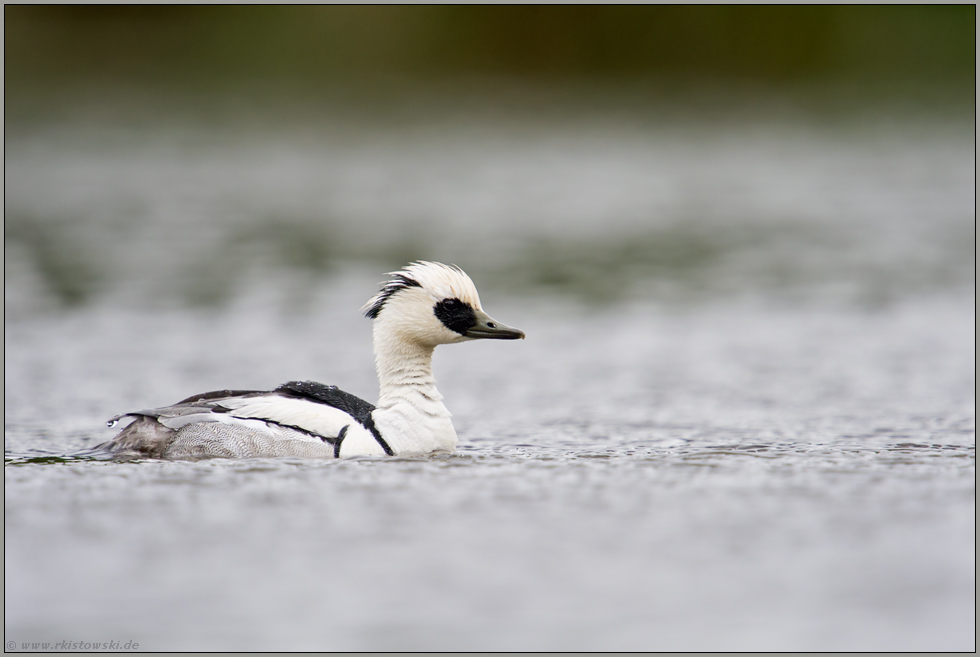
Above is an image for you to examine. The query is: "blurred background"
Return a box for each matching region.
[5,5,975,89]
[4,5,976,312]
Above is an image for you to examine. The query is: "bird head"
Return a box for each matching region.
[362,261,525,348]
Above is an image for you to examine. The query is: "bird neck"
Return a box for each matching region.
[370,322,458,456]
[372,330,447,413]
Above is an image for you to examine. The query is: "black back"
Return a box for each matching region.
[275,380,376,422]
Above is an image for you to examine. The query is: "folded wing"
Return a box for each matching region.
[102,381,384,459]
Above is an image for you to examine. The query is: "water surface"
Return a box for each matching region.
[4,109,975,650]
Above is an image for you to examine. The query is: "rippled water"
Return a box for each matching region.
[4,107,976,650]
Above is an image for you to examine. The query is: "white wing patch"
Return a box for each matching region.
[218,395,357,439]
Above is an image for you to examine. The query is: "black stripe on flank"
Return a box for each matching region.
[433,297,477,335]
[333,424,349,458]
[359,411,394,456]
[223,414,352,457]
[364,274,422,319]
[253,417,344,449]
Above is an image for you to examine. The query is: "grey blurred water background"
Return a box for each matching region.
[4,6,976,651]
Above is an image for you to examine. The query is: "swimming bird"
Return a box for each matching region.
[100,261,524,460]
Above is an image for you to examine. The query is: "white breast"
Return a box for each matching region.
[373,404,458,456]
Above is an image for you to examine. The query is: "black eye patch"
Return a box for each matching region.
[433,298,477,335]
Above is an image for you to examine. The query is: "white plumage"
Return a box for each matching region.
[101,262,524,460]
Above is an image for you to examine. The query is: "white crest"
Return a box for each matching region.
[362,261,483,319]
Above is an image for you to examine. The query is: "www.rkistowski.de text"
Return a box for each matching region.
[8,640,140,650]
